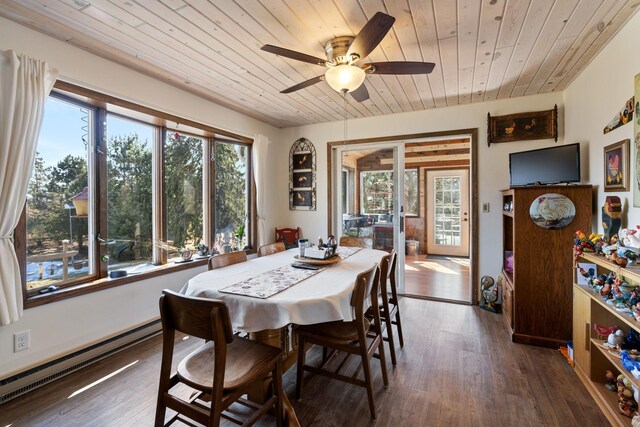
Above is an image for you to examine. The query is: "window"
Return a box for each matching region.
[164,132,204,259]
[16,85,254,304]
[361,171,394,215]
[433,176,461,245]
[360,170,419,217]
[213,140,250,253]
[404,169,419,216]
[106,115,154,273]
[25,96,95,292]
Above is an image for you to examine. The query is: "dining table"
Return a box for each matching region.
[180,246,388,425]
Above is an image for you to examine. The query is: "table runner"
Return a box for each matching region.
[219,247,362,299]
[219,264,324,299]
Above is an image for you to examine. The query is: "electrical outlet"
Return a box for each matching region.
[482,202,490,213]
[14,330,30,352]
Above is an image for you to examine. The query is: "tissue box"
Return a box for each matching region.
[303,247,328,259]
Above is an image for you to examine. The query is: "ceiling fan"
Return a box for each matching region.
[261,12,435,102]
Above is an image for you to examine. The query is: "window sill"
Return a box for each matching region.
[23,258,209,309]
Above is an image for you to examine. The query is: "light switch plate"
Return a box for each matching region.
[482,202,490,213]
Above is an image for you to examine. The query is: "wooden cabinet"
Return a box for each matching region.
[502,185,592,348]
[573,252,640,426]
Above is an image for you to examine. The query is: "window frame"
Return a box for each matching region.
[15,81,255,308]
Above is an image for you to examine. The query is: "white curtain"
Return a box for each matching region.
[0,50,58,325]
[252,135,271,247]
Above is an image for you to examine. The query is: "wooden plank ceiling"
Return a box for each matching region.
[343,138,470,170]
[0,0,637,128]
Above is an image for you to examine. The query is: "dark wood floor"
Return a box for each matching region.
[0,298,608,426]
[405,254,470,302]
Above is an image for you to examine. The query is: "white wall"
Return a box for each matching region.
[564,11,640,230]
[278,91,565,283]
[0,17,282,377]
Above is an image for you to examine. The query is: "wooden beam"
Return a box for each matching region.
[405,142,471,152]
[381,154,470,164]
[406,160,470,168]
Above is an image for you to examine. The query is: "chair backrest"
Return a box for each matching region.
[378,250,396,295]
[275,227,300,245]
[350,265,380,321]
[257,241,286,258]
[339,236,373,248]
[159,289,234,344]
[388,249,399,300]
[208,251,247,270]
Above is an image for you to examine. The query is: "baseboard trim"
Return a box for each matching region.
[0,319,161,405]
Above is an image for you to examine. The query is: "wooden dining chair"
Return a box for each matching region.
[366,250,403,366]
[155,289,284,427]
[295,265,388,420]
[339,236,373,248]
[275,227,300,249]
[208,251,247,270]
[386,250,404,349]
[257,242,286,258]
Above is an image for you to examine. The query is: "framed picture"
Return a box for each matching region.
[604,139,630,192]
[292,152,312,170]
[292,171,313,188]
[291,190,313,207]
[487,105,558,146]
[289,138,316,210]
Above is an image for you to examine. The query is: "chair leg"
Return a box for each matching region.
[384,313,397,366]
[154,394,166,427]
[295,335,306,401]
[360,347,377,420]
[377,334,389,388]
[394,307,405,348]
[273,362,284,427]
[322,346,328,363]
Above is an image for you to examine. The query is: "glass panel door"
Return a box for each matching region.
[333,143,405,294]
[426,169,469,256]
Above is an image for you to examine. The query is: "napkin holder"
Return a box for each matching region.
[303,247,329,260]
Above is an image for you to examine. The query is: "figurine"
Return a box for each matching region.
[603,196,622,242]
[606,370,618,391]
[594,324,620,339]
[621,228,640,249]
[479,276,500,313]
[607,329,626,348]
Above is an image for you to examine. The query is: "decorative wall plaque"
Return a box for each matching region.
[289,138,316,210]
[528,193,575,229]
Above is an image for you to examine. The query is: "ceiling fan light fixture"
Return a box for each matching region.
[325,65,366,93]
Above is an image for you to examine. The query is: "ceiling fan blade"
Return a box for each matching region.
[350,84,369,102]
[281,75,325,93]
[364,61,436,74]
[261,44,326,66]
[347,12,396,60]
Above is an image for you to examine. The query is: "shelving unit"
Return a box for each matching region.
[502,185,592,347]
[573,252,640,426]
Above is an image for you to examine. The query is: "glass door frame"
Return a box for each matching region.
[331,142,405,295]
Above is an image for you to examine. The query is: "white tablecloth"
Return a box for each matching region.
[181,248,387,332]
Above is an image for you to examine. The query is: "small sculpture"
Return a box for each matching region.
[628,329,640,351]
[606,370,618,391]
[594,324,620,339]
[606,329,626,349]
[617,373,639,417]
[603,196,622,242]
[480,276,500,313]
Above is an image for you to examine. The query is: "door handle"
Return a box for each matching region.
[400,216,404,233]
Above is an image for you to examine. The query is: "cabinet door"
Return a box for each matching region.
[503,281,514,332]
[573,287,591,374]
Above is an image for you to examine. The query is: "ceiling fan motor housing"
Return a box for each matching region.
[324,36,358,65]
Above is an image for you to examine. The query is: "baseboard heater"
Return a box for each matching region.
[0,319,162,405]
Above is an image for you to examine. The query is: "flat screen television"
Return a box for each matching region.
[509,143,581,186]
